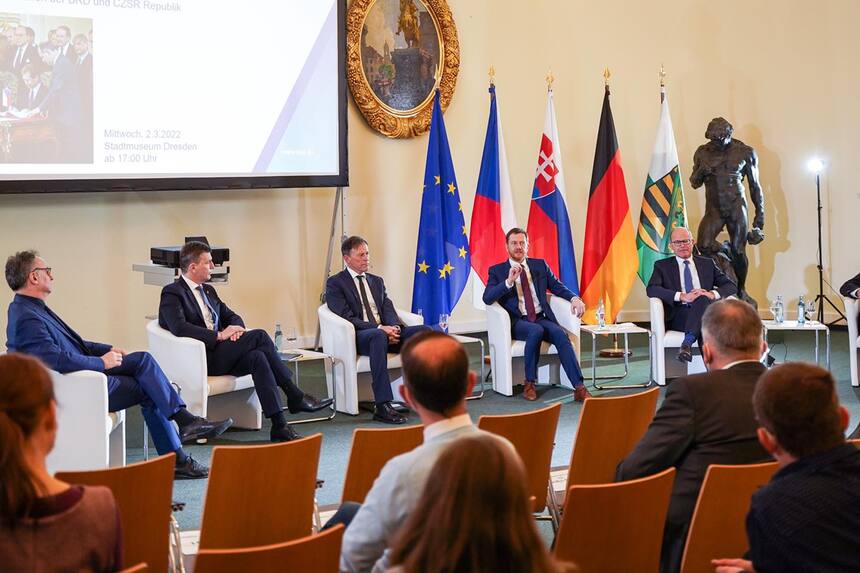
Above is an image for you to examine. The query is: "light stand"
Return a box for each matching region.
[809,160,845,325]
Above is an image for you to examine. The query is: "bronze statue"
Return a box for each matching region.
[397,0,421,49]
[690,117,764,305]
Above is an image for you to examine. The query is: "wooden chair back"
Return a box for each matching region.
[554,467,675,573]
[118,564,148,573]
[680,462,778,573]
[199,434,322,549]
[478,403,562,511]
[567,387,659,487]
[341,425,424,503]
[57,454,174,573]
[196,524,344,573]
[850,438,860,447]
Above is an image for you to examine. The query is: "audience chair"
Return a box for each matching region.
[679,461,779,573]
[317,305,422,415]
[550,387,659,522]
[47,368,126,473]
[844,297,859,387]
[649,297,707,386]
[146,320,263,429]
[486,297,581,396]
[199,434,322,549]
[341,425,424,504]
[478,403,562,518]
[195,524,343,573]
[554,467,675,573]
[57,454,175,573]
[118,564,148,573]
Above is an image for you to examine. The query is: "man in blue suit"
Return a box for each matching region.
[5,250,231,479]
[483,228,589,402]
[326,236,431,424]
[647,227,737,363]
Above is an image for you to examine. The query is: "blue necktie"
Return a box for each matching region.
[683,260,694,293]
[197,286,219,331]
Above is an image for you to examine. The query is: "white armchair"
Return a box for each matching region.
[649,297,706,386]
[146,320,262,429]
[486,296,581,396]
[317,305,422,415]
[844,297,859,387]
[47,369,125,473]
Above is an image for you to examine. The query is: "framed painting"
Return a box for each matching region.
[347,0,459,138]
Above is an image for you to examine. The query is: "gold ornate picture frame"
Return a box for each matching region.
[347,0,460,138]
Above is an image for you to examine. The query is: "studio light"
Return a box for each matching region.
[807,157,824,174]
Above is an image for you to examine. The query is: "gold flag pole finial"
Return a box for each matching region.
[489,65,495,85]
[603,67,611,86]
[546,69,554,91]
[660,63,666,87]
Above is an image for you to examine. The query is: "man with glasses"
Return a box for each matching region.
[4,250,230,479]
[647,227,737,362]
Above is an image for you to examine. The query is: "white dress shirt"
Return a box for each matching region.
[504,258,543,317]
[347,267,381,324]
[182,274,215,330]
[673,256,721,302]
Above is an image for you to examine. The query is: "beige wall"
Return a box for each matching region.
[2,0,859,349]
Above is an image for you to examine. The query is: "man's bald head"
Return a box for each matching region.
[670,227,693,242]
[401,331,469,414]
[701,299,763,360]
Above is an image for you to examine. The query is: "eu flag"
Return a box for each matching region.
[412,90,470,328]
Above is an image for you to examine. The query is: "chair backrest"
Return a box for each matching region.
[851,438,860,448]
[554,467,675,573]
[341,425,424,503]
[118,564,148,573]
[680,462,778,573]
[566,387,659,486]
[195,524,344,573]
[478,403,562,511]
[199,434,322,549]
[56,454,175,573]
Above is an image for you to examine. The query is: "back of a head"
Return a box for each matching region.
[401,331,469,414]
[5,250,37,292]
[388,434,563,573]
[701,299,762,359]
[0,354,55,526]
[179,241,210,272]
[753,362,845,458]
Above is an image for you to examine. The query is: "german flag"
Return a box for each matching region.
[579,84,638,324]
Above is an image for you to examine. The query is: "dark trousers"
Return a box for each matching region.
[106,351,184,455]
[322,501,361,531]
[667,296,712,347]
[355,325,431,403]
[512,316,583,386]
[206,329,303,417]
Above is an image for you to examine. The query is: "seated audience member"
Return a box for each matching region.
[713,363,860,573]
[5,250,229,479]
[0,354,122,572]
[387,434,573,573]
[616,299,770,573]
[336,331,513,573]
[159,241,332,442]
[841,271,860,327]
[647,227,736,362]
[326,236,431,424]
[482,227,589,402]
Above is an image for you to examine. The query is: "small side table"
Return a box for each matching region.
[280,348,337,424]
[761,320,830,370]
[450,334,486,400]
[580,323,654,390]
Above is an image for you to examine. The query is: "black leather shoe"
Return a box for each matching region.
[677,345,693,363]
[179,416,233,444]
[271,424,302,442]
[174,455,209,480]
[288,394,334,414]
[373,402,407,425]
[389,401,410,414]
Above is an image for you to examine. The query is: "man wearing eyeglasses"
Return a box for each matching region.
[4,250,231,480]
[647,227,737,362]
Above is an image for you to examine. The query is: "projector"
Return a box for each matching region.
[150,236,229,268]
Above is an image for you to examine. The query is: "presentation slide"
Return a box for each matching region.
[0,0,345,188]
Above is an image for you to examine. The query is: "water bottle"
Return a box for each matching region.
[596,298,606,329]
[772,295,785,324]
[797,296,806,326]
[273,322,283,351]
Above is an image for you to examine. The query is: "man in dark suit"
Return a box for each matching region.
[33,47,87,163]
[4,250,230,479]
[647,226,737,363]
[7,26,40,76]
[15,64,47,111]
[482,227,589,402]
[325,236,431,424]
[159,241,332,442]
[617,299,771,573]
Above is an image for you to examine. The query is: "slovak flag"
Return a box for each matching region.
[526,88,579,293]
[469,83,516,307]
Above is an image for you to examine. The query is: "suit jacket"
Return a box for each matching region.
[40,55,83,128]
[158,278,244,350]
[840,272,860,299]
[646,255,737,323]
[616,361,770,527]
[482,258,575,325]
[17,82,47,110]
[5,293,110,373]
[7,43,40,75]
[325,269,400,331]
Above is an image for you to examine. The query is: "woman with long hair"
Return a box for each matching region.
[387,434,574,573]
[0,353,122,572]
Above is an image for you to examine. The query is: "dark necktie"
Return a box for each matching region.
[14,47,23,69]
[519,266,537,322]
[683,260,694,293]
[356,275,378,326]
[197,286,219,331]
